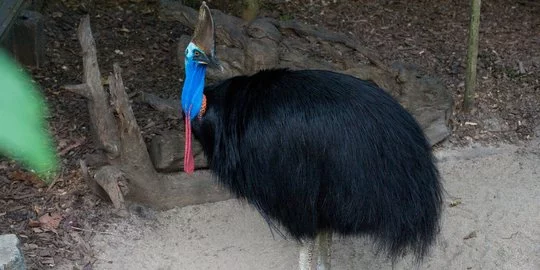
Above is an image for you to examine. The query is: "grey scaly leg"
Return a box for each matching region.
[316,231,333,270]
[299,238,315,270]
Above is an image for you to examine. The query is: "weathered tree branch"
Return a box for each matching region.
[64,83,91,98]
[109,64,156,174]
[66,15,232,212]
[129,171,231,210]
[94,165,129,217]
[136,91,179,117]
[79,159,110,202]
[277,20,392,74]
[63,15,120,159]
[149,130,208,172]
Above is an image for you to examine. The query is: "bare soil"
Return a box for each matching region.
[1,0,539,269]
[89,141,540,270]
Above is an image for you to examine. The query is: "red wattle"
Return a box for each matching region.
[184,114,195,174]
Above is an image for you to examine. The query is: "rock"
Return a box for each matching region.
[164,3,453,145]
[244,39,279,72]
[278,39,338,71]
[246,18,282,42]
[148,131,207,172]
[208,46,245,81]
[0,234,26,270]
[345,63,453,146]
[390,63,453,145]
[343,65,401,96]
[210,8,247,48]
[244,19,281,72]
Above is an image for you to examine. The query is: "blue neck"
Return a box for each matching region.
[181,60,207,120]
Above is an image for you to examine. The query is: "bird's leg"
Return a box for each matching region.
[315,231,333,270]
[299,238,315,270]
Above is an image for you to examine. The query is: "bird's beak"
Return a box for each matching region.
[196,53,223,71]
[206,55,223,71]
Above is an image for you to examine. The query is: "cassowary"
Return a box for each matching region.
[180,3,442,270]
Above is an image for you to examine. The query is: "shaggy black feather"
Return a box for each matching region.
[191,69,443,262]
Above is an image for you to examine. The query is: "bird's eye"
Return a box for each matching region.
[194,51,201,57]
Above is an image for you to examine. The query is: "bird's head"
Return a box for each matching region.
[182,2,221,174]
[181,1,222,120]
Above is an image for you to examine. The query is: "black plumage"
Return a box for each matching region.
[191,68,443,262]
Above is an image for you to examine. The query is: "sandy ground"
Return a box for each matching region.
[85,140,540,270]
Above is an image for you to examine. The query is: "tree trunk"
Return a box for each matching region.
[463,0,482,112]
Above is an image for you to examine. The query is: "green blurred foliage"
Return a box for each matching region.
[0,49,58,183]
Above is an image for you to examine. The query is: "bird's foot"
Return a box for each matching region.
[315,231,332,270]
[299,239,315,270]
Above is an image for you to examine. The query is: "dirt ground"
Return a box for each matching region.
[0,0,539,269]
[79,140,540,270]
